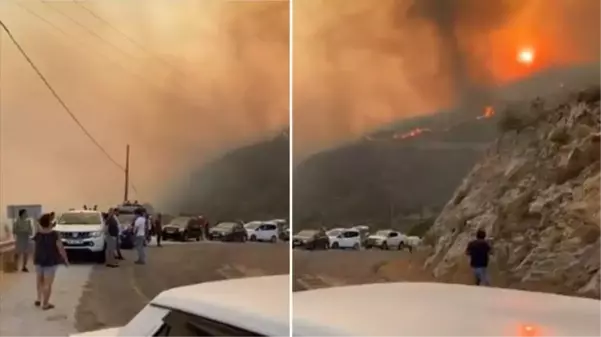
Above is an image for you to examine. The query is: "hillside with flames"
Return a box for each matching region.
[292,106,497,231]
[293,64,600,231]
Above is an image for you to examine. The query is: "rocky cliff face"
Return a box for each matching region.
[425,87,601,298]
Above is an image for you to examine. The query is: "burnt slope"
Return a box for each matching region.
[293,118,493,229]
[177,132,289,221]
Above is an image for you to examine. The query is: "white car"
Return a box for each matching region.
[54,210,106,262]
[293,282,601,336]
[329,229,362,250]
[364,229,407,250]
[72,275,290,337]
[325,228,344,240]
[246,221,279,243]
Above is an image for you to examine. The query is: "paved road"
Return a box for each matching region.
[75,239,288,333]
[1,239,288,335]
[0,265,93,336]
[292,248,419,291]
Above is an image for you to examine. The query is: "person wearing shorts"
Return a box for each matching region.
[33,213,69,310]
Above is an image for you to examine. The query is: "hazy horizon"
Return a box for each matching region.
[0,0,289,213]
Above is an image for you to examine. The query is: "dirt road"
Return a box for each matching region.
[75,241,288,333]
[292,248,432,291]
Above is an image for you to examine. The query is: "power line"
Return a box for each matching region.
[75,1,179,72]
[39,0,139,62]
[31,1,213,122]
[13,2,173,101]
[0,19,138,195]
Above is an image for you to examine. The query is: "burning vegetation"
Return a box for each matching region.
[367,105,498,142]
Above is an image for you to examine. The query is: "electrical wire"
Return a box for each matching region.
[0,20,138,195]
[39,0,138,62]
[13,1,181,106]
[75,0,179,72]
[33,1,216,125]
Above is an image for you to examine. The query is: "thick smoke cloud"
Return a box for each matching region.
[0,0,288,212]
[293,0,600,160]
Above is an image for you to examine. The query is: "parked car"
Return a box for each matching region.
[54,210,106,263]
[325,227,345,241]
[292,229,329,250]
[245,221,279,243]
[116,213,136,249]
[208,222,247,242]
[71,275,290,337]
[162,216,202,241]
[329,229,362,250]
[364,229,407,250]
[280,226,290,241]
[352,225,371,246]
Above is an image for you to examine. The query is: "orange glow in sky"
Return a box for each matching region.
[517,48,535,65]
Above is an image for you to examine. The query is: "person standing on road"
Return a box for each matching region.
[133,208,147,264]
[33,213,69,310]
[104,209,120,268]
[113,209,124,260]
[202,218,210,240]
[13,209,33,272]
[154,213,163,247]
[465,229,492,286]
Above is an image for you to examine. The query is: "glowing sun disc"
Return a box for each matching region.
[517,48,535,65]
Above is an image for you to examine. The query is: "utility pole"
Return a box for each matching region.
[123,144,130,202]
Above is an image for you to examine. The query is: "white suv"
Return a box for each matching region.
[72,275,289,337]
[329,229,362,250]
[246,221,279,243]
[54,210,106,262]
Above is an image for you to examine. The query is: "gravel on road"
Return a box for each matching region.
[292,248,431,291]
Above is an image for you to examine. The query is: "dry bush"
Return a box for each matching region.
[498,107,528,134]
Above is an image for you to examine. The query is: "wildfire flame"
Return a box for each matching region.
[477,106,496,120]
[365,105,495,142]
[394,127,432,139]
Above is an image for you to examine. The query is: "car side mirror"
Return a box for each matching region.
[337,235,343,239]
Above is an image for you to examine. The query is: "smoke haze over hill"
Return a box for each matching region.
[0,0,288,212]
[293,0,600,160]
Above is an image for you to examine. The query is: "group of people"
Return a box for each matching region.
[103,207,157,267]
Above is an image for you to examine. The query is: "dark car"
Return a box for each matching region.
[292,229,329,250]
[119,228,135,249]
[208,222,247,242]
[162,217,202,241]
[280,226,290,241]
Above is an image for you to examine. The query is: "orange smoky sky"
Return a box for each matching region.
[293,0,600,160]
[0,0,288,212]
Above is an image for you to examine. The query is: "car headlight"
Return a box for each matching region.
[90,231,103,238]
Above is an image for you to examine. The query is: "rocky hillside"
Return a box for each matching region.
[175,131,289,222]
[425,87,600,298]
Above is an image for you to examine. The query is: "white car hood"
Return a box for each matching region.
[70,327,120,337]
[368,235,387,240]
[54,224,103,233]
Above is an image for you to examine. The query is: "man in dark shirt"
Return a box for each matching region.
[154,213,163,247]
[105,208,120,268]
[465,229,492,286]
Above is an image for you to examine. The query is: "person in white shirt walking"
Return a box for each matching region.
[133,208,147,265]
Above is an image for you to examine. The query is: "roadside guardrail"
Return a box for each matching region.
[0,239,16,272]
[0,239,15,253]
